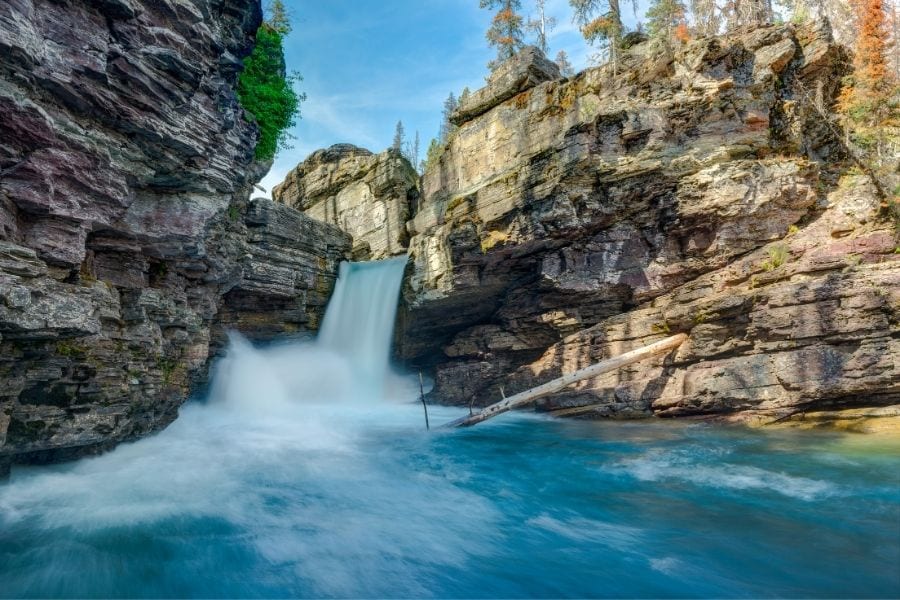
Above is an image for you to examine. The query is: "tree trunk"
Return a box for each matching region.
[443,333,688,428]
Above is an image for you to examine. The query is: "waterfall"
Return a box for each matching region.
[318,256,407,395]
[209,256,409,410]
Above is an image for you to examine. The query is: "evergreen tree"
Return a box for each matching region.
[481,0,526,70]
[690,0,720,36]
[238,4,302,160]
[856,0,891,86]
[459,87,472,106]
[526,0,558,55]
[267,0,291,35]
[646,0,687,46]
[405,130,421,169]
[439,92,458,143]
[723,0,773,30]
[392,120,406,152]
[569,0,631,68]
[555,50,575,76]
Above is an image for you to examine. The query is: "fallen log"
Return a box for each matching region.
[443,333,688,428]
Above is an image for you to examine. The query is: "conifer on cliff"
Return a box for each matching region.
[526,0,557,55]
[646,0,687,47]
[569,0,631,68]
[556,50,575,76]
[482,0,526,71]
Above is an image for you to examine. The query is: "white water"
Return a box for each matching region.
[208,256,412,412]
[318,257,408,399]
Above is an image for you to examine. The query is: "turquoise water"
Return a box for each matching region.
[1,396,898,598]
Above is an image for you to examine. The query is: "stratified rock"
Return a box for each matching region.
[399,22,899,422]
[215,199,351,342]
[0,0,351,471]
[273,145,419,260]
[451,46,561,126]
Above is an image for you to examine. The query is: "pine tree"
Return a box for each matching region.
[569,0,630,68]
[555,50,575,76]
[856,0,891,86]
[526,0,558,55]
[267,0,291,35]
[646,0,687,46]
[392,120,405,152]
[690,0,719,35]
[405,130,421,169]
[481,0,525,71]
[723,0,772,30]
[439,92,458,143]
[459,87,472,106]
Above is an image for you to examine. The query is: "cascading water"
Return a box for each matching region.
[208,256,411,412]
[0,259,898,598]
[318,257,408,399]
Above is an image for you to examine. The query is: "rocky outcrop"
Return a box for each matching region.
[273,144,419,260]
[0,0,350,475]
[399,21,900,422]
[451,46,561,126]
[214,199,350,343]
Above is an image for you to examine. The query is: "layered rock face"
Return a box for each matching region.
[0,0,350,474]
[273,144,419,260]
[399,22,900,422]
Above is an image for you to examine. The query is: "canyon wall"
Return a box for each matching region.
[273,144,419,260]
[398,23,899,426]
[0,0,350,475]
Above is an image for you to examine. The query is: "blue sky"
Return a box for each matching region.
[258,0,647,195]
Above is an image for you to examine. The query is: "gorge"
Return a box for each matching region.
[0,0,898,595]
[0,0,898,474]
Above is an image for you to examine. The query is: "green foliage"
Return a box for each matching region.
[56,341,87,360]
[761,244,789,271]
[238,17,303,161]
[651,319,671,334]
[692,308,716,325]
[645,0,686,41]
[158,358,178,386]
[423,138,445,173]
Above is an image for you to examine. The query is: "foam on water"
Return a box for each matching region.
[616,448,839,501]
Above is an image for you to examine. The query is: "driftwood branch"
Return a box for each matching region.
[443,333,688,428]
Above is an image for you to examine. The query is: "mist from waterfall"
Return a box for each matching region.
[209,256,413,413]
[318,256,408,399]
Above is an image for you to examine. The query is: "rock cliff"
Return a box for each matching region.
[399,22,899,424]
[273,144,419,260]
[0,0,350,475]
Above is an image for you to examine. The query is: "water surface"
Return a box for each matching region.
[1,368,898,598]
